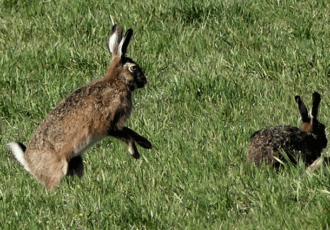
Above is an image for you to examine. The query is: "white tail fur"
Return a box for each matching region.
[7,142,30,172]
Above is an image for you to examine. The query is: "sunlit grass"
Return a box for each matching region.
[1,0,330,228]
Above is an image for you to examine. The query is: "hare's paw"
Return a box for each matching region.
[132,150,140,159]
[128,142,140,159]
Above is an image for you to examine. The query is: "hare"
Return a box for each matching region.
[7,24,152,190]
[248,92,327,169]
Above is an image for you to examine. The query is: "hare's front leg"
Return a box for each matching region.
[108,128,151,159]
[121,127,152,149]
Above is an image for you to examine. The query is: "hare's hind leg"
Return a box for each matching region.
[67,155,84,178]
[25,150,68,190]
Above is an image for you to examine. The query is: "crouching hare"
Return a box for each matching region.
[7,25,152,190]
[248,92,327,169]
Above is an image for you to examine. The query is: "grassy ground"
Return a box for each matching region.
[1,0,330,229]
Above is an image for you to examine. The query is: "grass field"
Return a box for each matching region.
[1,0,330,229]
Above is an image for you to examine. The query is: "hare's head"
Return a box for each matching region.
[295,92,327,148]
[107,25,147,91]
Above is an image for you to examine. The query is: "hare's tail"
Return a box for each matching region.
[7,142,30,172]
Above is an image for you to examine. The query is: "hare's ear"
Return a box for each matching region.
[312,92,321,119]
[108,24,123,56]
[295,95,310,122]
[118,29,133,56]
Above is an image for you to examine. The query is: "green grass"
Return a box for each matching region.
[1,0,330,228]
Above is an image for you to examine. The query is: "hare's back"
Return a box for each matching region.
[27,81,131,154]
[248,125,308,166]
[250,125,305,145]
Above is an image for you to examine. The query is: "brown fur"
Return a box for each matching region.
[7,25,152,189]
[301,121,313,134]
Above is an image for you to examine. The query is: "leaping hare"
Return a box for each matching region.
[7,24,152,190]
[248,92,327,168]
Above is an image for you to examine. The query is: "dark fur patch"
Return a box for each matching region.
[17,142,27,153]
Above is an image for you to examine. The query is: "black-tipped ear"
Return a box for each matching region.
[118,29,133,56]
[295,95,310,122]
[108,24,123,56]
[312,92,321,119]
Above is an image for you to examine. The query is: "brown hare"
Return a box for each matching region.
[248,92,327,169]
[7,25,152,190]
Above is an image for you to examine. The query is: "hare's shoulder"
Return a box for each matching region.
[46,80,124,118]
[55,81,107,111]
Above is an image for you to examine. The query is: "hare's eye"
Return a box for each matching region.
[129,65,137,72]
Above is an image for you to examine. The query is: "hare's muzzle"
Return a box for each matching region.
[136,73,147,89]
